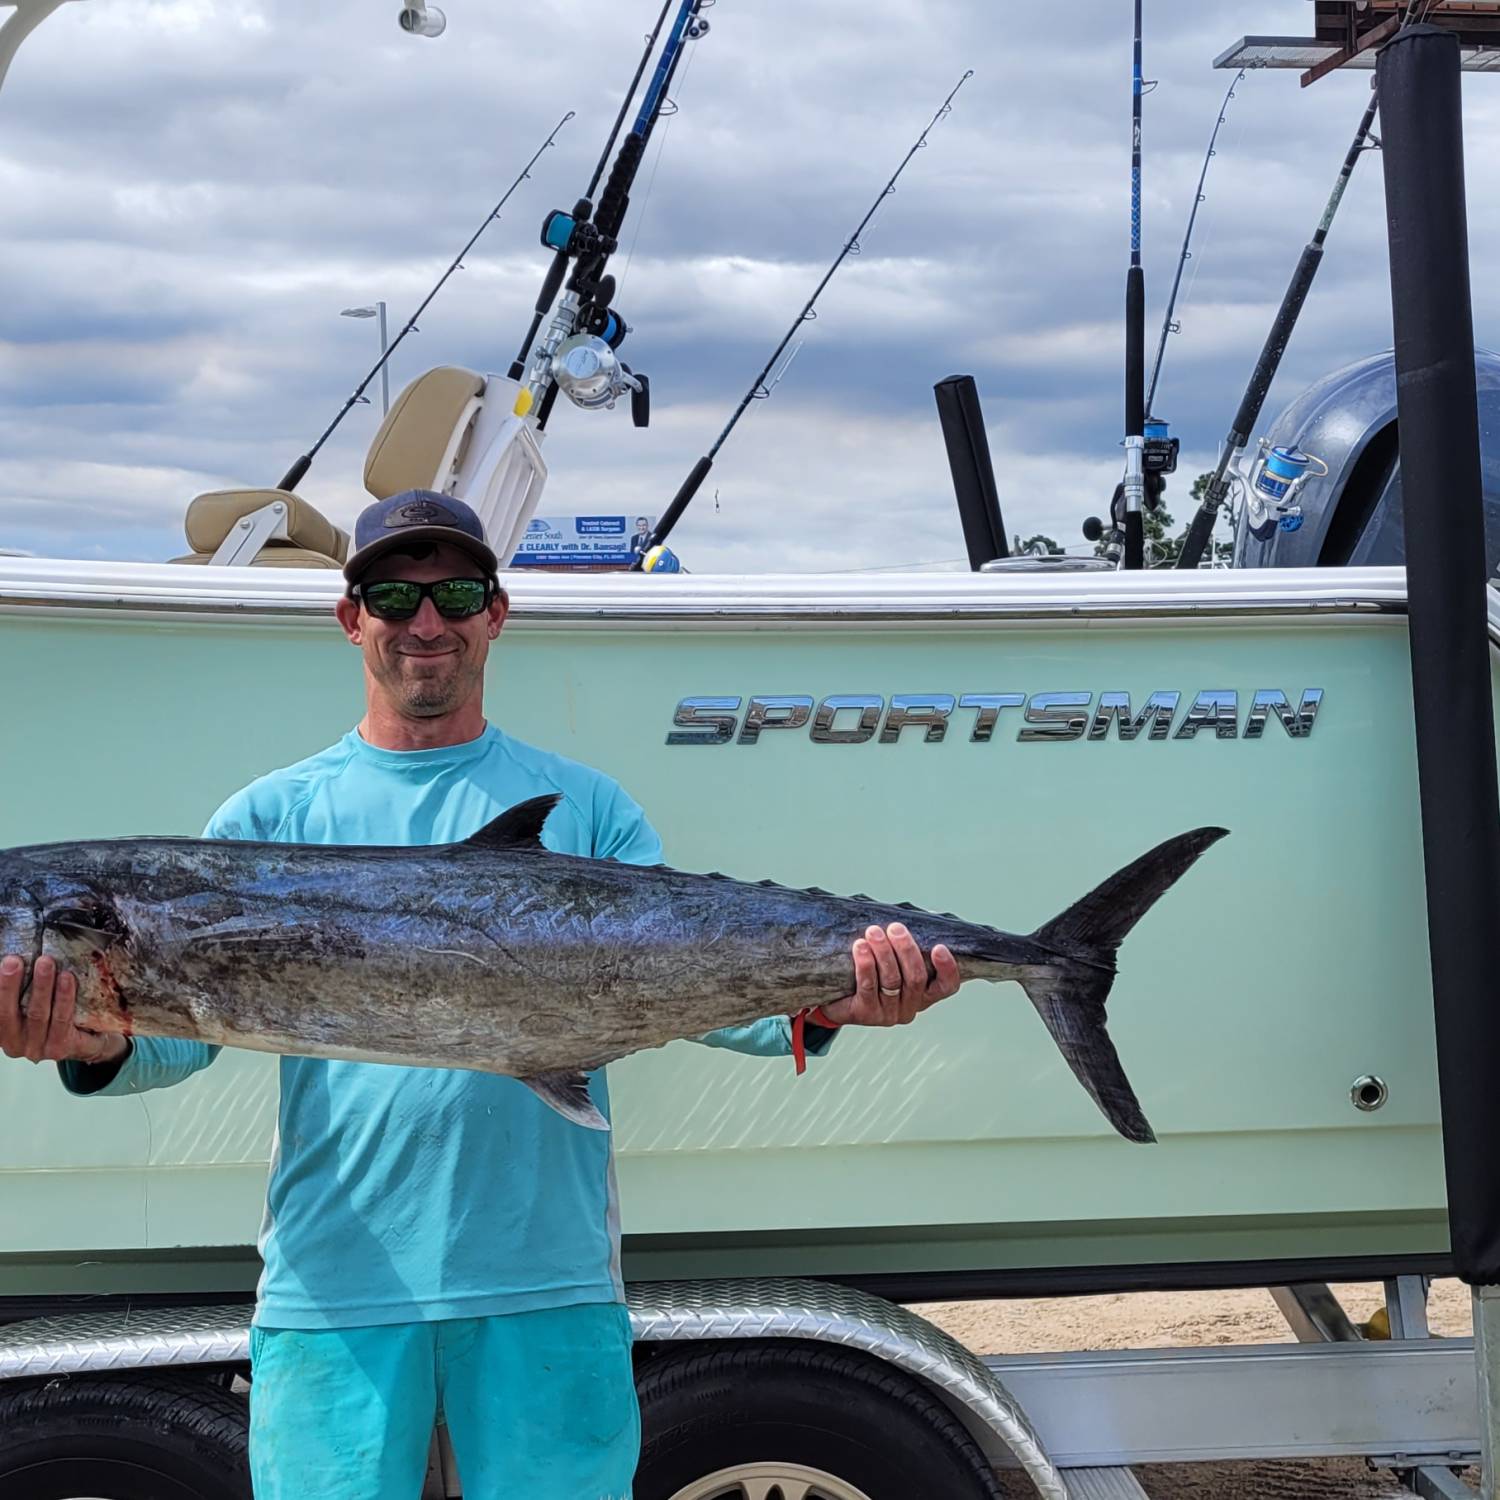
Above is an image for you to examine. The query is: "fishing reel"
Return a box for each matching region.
[550,334,650,427]
[1144,417,1180,476]
[1083,472,1167,568]
[578,301,627,351]
[1243,439,1328,542]
[540,204,616,263]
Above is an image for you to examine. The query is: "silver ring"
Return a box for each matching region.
[879,985,902,997]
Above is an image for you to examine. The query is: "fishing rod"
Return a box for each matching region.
[506,0,676,384]
[1146,67,1245,419]
[631,68,973,570]
[510,0,712,433]
[1175,82,1380,570]
[1120,0,1147,571]
[273,111,574,495]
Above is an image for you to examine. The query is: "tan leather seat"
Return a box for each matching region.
[171,489,349,568]
[364,367,486,500]
[170,548,345,569]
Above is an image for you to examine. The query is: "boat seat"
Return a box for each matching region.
[170,489,349,569]
[364,366,486,500]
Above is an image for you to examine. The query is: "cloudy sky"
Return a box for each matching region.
[2,0,1498,572]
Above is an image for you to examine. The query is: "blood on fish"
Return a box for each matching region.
[89,949,131,1036]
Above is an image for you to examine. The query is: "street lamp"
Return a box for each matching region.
[341,302,389,416]
[0,1,78,99]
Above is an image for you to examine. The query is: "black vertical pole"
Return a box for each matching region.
[934,375,1008,570]
[1122,0,1146,570]
[1379,23,1500,1285]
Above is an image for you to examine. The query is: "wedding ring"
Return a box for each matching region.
[879,984,902,997]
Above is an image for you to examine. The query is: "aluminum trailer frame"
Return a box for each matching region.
[0,1274,1486,1498]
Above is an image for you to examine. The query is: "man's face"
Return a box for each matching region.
[335,541,508,720]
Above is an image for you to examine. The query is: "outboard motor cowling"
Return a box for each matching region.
[1231,348,1500,573]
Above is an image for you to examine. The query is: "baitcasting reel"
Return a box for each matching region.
[1243,439,1328,542]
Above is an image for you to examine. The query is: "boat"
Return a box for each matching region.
[3,5,1499,1498]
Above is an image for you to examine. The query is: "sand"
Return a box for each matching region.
[911,1280,1478,1498]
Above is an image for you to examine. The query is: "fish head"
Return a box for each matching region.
[0,856,42,967]
[29,870,131,968]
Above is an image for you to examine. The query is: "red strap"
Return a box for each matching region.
[791,1006,842,1076]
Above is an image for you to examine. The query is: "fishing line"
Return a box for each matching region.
[139,1091,154,1259]
[274,111,575,493]
[633,68,973,568]
[587,0,678,201]
[616,29,701,299]
[1178,87,1251,322]
[512,0,712,427]
[1146,67,1246,417]
[1175,81,1382,568]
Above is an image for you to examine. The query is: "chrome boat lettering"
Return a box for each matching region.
[1244,688,1324,739]
[1089,691,1181,742]
[668,691,1325,744]
[879,695,957,744]
[738,695,815,745]
[810,695,883,745]
[1173,691,1241,741]
[1019,692,1092,744]
[668,697,743,746]
[958,693,1025,744]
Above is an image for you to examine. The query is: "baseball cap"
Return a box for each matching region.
[343,490,499,584]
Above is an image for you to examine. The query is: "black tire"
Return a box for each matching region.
[0,1374,251,1500]
[635,1342,1004,1500]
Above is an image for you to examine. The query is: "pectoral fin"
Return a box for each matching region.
[520,1070,609,1131]
[43,909,123,948]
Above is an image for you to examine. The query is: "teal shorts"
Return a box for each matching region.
[247,1301,638,1500]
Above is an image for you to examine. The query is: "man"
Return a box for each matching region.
[0,489,961,1499]
[628,516,651,559]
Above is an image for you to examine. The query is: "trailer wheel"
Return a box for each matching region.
[634,1343,1004,1500]
[0,1374,251,1500]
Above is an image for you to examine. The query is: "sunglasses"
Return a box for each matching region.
[352,577,497,621]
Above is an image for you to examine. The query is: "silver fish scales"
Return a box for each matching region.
[1,796,1227,1142]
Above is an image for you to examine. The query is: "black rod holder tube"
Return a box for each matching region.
[1380,23,1500,1285]
[934,375,1007,569]
[1123,263,1146,570]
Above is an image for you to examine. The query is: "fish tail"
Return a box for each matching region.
[1017,826,1229,1145]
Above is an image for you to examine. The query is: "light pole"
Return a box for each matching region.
[340,303,389,416]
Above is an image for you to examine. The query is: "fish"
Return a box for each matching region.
[0,797,1227,1143]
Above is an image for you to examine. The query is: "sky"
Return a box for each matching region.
[2,0,1499,573]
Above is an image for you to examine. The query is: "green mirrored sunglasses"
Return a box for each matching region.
[352,578,495,621]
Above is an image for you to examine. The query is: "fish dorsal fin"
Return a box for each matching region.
[464,794,563,851]
[894,898,961,920]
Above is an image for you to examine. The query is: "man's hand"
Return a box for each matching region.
[817,924,961,1028]
[0,954,128,1066]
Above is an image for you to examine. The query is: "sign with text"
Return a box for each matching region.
[507,515,656,568]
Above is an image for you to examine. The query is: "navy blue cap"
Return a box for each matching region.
[343,490,499,584]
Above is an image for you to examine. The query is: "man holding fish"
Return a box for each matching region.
[0,490,964,1499]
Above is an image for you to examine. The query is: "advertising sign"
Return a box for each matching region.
[508,515,656,568]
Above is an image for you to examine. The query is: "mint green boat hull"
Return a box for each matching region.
[0,566,1459,1297]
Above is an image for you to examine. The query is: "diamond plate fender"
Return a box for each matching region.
[0,1279,1065,1498]
[625,1277,1066,1499]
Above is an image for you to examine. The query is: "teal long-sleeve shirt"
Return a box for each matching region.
[61,725,832,1328]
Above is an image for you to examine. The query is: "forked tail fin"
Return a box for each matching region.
[1020,826,1229,1144]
